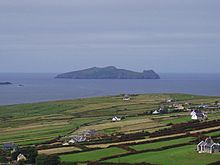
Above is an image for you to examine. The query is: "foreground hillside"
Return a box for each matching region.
[1,93,220,165]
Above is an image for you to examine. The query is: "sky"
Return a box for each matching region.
[0,0,220,73]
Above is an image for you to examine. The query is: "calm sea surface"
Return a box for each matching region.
[0,73,220,105]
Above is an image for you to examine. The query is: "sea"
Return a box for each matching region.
[0,73,220,105]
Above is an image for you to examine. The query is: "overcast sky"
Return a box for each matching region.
[0,0,220,73]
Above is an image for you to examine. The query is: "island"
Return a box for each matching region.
[0,82,12,85]
[55,66,160,79]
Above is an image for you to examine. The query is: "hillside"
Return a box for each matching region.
[1,93,220,165]
[55,66,160,79]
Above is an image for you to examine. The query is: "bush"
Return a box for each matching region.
[11,146,38,164]
[36,154,60,165]
[0,155,8,163]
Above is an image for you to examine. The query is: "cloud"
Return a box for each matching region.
[0,0,220,72]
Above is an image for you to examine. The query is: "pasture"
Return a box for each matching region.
[1,93,220,165]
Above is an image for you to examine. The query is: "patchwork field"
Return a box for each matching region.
[1,93,220,165]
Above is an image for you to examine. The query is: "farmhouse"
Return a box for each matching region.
[123,95,130,101]
[152,110,160,115]
[190,109,207,120]
[62,142,69,146]
[17,154,27,162]
[83,129,97,137]
[197,137,220,153]
[112,116,121,122]
[198,104,209,108]
[3,142,17,151]
[69,135,86,144]
[173,104,185,110]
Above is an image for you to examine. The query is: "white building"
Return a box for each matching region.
[190,109,207,120]
[69,135,86,144]
[123,95,130,101]
[173,104,185,110]
[166,99,173,103]
[152,110,160,115]
[112,116,121,122]
[197,137,220,153]
[17,154,27,162]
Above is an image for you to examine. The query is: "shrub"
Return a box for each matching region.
[36,154,60,165]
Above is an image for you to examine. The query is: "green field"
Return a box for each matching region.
[130,137,194,151]
[0,94,174,145]
[60,147,127,162]
[105,145,220,165]
[1,93,220,164]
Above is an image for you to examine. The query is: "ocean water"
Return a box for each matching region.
[0,73,220,105]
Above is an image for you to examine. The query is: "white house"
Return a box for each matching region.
[198,104,209,109]
[83,129,97,137]
[190,109,207,120]
[17,154,27,162]
[62,142,69,146]
[197,137,220,153]
[173,104,185,110]
[112,116,121,122]
[166,99,173,103]
[152,110,160,115]
[69,135,86,144]
[123,95,130,101]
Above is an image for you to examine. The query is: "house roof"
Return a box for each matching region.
[17,154,27,160]
[191,109,206,117]
[197,141,206,147]
[84,129,97,136]
[198,137,219,148]
[204,137,215,146]
[3,143,16,148]
[195,113,205,117]
[193,109,203,113]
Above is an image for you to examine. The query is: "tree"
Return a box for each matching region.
[11,146,38,164]
[36,154,60,165]
[0,155,8,163]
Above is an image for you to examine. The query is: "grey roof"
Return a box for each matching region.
[192,109,205,117]
[84,129,97,136]
[3,143,16,149]
[198,141,206,147]
[193,109,203,114]
[198,137,219,148]
[196,113,205,117]
[204,137,215,147]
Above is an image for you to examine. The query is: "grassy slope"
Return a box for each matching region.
[130,137,193,151]
[60,147,127,162]
[105,145,220,165]
[1,93,220,164]
[0,93,218,145]
[0,94,169,145]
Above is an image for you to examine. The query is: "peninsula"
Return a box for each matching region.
[55,66,160,79]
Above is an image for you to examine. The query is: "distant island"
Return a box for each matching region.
[55,66,160,79]
[0,82,12,85]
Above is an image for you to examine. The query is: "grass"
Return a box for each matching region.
[1,93,220,164]
[0,93,220,147]
[130,137,194,151]
[160,115,192,125]
[105,145,220,165]
[205,130,220,137]
[60,147,127,162]
[39,146,81,155]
